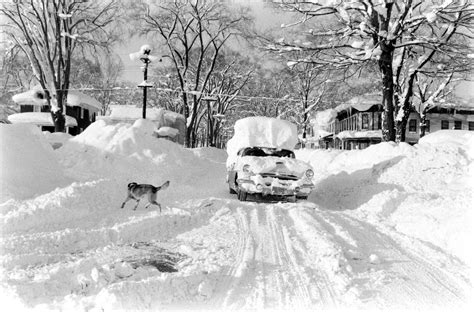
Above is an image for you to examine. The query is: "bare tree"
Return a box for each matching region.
[131,0,250,147]
[266,0,474,142]
[1,0,120,132]
[286,58,329,145]
[198,53,253,147]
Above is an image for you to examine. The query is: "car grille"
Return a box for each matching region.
[260,173,299,181]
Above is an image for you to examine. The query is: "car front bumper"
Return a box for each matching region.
[237,175,314,197]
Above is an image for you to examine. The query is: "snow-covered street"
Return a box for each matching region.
[1,121,473,311]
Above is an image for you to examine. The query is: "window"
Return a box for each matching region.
[441,120,449,129]
[20,105,34,113]
[408,119,417,132]
[454,120,462,130]
[361,114,369,130]
[469,122,474,131]
[425,120,430,132]
[377,113,382,129]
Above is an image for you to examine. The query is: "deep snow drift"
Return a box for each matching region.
[296,131,474,265]
[0,125,72,202]
[1,120,473,311]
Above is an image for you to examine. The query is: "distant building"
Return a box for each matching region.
[312,93,474,150]
[8,86,101,135]
[99,105,186,145]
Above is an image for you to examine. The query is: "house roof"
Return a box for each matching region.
[12,86,101,112]
[8,112,78,127]
[334,93,382,113]
[107,105,185,122]
[424,100,474,112]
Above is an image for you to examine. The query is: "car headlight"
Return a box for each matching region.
[305,169,314,179]
[243,164,251,173]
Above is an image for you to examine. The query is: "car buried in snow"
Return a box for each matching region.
[226,117,315,202]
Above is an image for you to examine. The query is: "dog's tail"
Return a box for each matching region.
[156,180,170,191]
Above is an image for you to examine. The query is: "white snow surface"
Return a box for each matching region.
[106,105,184,123]
[0,124,72,202]
[226,117,298,166]
[12,87,101,111]
[236,156,311,176]
[8,112,78,127]
[156,126,179,137]
[1,120,473,311]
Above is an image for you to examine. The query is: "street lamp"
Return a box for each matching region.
[129,45,160,119]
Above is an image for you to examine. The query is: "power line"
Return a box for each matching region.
[16,86,302,103]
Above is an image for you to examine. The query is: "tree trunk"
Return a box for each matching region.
[395,106,410,143]
[419,112,427,138]
[51,90,66,133]
[301,98,308,148]
[52,110,66,132]
[379,47,396,142]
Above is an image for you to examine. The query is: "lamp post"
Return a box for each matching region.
[130,45,159,119]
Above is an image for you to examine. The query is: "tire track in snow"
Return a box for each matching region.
[216,202,342,310]
[317,211,470,309]
[1,198,222,269]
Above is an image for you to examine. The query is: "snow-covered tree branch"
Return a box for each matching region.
[1,0,121,132]
[265,0,474,142]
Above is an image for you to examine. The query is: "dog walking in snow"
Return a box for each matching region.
[121,181,170,212]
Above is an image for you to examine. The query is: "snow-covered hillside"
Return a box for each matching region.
[0,121,472,311]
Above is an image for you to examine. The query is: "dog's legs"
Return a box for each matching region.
[146,193,162,213]
[133,199,140,211]
[121,196,132,209]
[146,201,161,213]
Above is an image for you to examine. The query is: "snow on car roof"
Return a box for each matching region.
[226,117,298,163]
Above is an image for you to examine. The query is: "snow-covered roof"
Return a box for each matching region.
[66,91,101,111]
[8,112,78,127]
[317,130,333,139]
[426,101,474,112]
[107,105,185,122]
[335,93,382,113]
[12,86,101,112]
[335,130,382,140]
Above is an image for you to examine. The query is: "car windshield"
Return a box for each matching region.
[241,147,295,158]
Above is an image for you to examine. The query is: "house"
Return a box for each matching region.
[8,86,101,135]
[327,93,384,150]
[406,101,474,143]
[98,105,186,145]
[313,93,474,150]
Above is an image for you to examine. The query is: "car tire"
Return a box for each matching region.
[229,185,237,194]
[237,188,247,201]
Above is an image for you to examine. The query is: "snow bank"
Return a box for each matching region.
[297,131,474,264]
[57,119,226,201]
[226,117,298,165]
[0,124,72,202]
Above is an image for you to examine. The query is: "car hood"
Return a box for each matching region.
[238,156,312,177]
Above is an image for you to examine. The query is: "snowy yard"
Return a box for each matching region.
[0,120,473,311]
